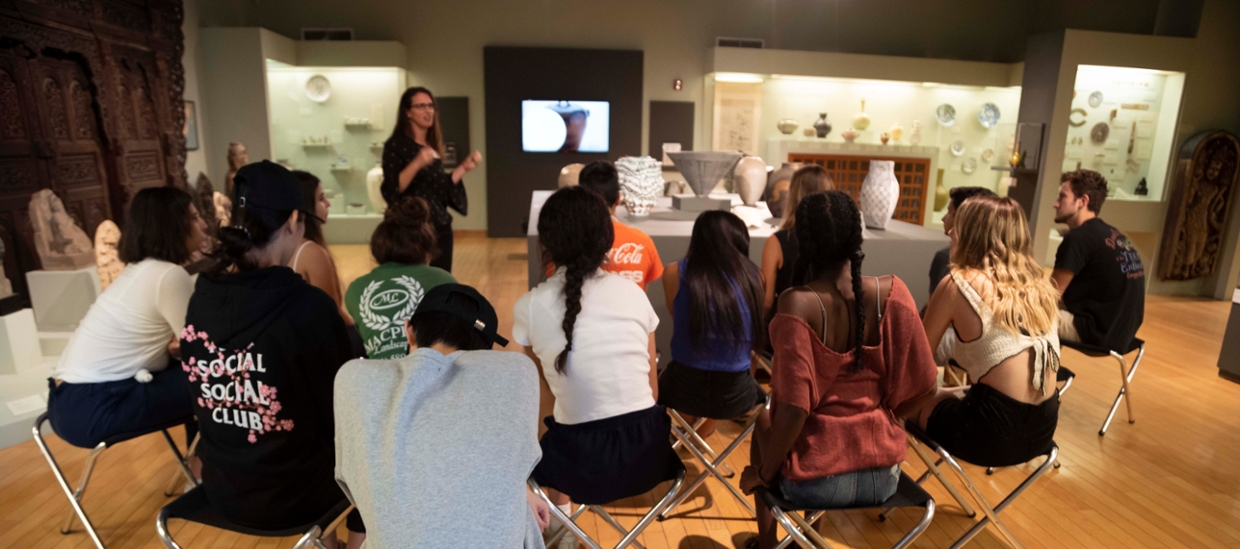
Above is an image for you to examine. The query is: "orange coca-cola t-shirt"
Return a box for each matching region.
[546,219,663,290]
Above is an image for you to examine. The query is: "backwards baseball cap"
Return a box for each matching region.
[413,283,509,348]
[233,160,318,221]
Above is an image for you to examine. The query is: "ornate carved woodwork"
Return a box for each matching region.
[786,153,931,225]
[1159,131,1240,281]
[0,1,186,297]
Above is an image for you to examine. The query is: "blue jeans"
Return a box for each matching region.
[47,366,194,449]
[778,465,899,509]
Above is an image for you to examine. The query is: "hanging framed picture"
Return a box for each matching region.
[183,101,200,151]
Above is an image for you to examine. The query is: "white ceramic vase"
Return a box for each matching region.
[909,120,923,146]
[734,156,767,206]
[616,156,663,216]
[860,160,899,229]
[366,162,386,214]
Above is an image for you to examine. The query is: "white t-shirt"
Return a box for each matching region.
[512,268,658,425]
[56,259,195,383]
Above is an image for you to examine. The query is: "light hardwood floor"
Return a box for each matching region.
[5,235,1240,548]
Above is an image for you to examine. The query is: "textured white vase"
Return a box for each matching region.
[366,162,386,214]
[616,156,663,216]
[860,160,899,229]
[734,156,767,206]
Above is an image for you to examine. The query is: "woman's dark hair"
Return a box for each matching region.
[390,86,443,156]
[684,210,765,353]
[537,186,613,374]
[208,193,298,276]
[371,196,438,265]
[292,170,324,246]
[794,191,866,371]
[578,161,620,207]
[119,186,196,265]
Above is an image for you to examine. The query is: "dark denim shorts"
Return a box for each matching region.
[778,465,900,509]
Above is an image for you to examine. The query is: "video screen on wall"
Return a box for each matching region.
[522,100,610,153]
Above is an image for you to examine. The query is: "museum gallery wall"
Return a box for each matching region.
[0,0,189,297]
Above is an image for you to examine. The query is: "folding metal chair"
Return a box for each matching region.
[659,405,762,518]
[530,468,686,549]
[756,471,935,549]
[156,486,353,548]
[893,424,1058,549]
[33,412,198,549]
[1061,337,1144,435]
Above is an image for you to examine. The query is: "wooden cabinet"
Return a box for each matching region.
[788,153,931,225]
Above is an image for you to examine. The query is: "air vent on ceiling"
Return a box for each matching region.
[301,28,354,41]
[716,37,764,49]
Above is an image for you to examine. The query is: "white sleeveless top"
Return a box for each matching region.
[950,271,1060,394]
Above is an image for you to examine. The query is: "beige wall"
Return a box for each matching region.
[181,0,210,181]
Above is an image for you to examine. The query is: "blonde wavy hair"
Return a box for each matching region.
[780,165,834,230]
[950,196,1059,337]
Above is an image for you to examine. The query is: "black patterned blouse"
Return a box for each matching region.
[380,133,467,228]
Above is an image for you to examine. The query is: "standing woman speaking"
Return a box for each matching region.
[381,87,481,272]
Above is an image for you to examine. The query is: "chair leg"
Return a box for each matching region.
[787,509,836,549]
[163,433,200,497]
[1099,344,1143,435]
[291,525,323,549]
[669,416,706,452]
[544,504,590,547]
[668,411,733,476]
[907,437,976,518]
[613,470,685,549]
[944,446,1058,549]
[769,505,818,549]
[590,506,647,549]
[893,500,935,549]
[661,418,756,517]
[774,511,824,549]
[60,441,106,535]
[155,507,183,549]
[529,480,603,549]
[33,414,107,549]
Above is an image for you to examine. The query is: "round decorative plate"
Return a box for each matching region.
[950,140,966,156]
[977,103,1001,128]
[935,104,956,127]
[305,74,332,103]
[981,148,994,163]
[962,158,977,175]
[1088,91,1104,108]
[1090,122,1110,143]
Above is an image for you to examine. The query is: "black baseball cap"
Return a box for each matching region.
[233,160,317,220]
[413,284,509,347]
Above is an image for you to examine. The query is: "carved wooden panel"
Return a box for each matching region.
[787,153,931,225]
[1159,131,1240,281]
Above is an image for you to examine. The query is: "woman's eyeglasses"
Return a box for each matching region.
[411,102,436,111]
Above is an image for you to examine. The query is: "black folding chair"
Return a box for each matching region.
[756,472,935,549]
[660,397,766,518]
[1061,337,1144,435]
[33,412,197,549]
[530,466,686,549]
[156,486,353,548]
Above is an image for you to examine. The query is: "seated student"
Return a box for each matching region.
[48,187,207,449]
[344,196,456,359]
[928,186,998,299]
[514,186,679,517]
[335,284,549,548]
[181,161,363,547]
[1051,169,1145,349]
[760,165,833,312]
[917,196,1060,468]
[547,161,663,289]
[290,171,363,354]
[659,210,766,431]
[739,191,938,549]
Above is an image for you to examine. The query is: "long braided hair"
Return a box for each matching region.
[793,190,867,371]
[537,186,614,374]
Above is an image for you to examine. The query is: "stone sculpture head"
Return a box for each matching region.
[228,142,249,170]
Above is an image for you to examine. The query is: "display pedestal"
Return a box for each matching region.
[1219,291,1240,385]
[25,265,101,332]
[672,194,731,213]
[0,309,40,375]
[324,212,383,245]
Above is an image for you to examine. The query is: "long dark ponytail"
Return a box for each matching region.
[537,186,613,374]
[685,210,765,353]
[794,191,866,371]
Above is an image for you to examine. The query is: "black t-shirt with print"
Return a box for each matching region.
[1055,217,1145,350]
[380,134,467,228]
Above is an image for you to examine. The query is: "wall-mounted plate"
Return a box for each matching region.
[935,103,956,127]
[1088,91,1104,108]
[977,103,1000,129]
[306,74,332,103]
[962,157,977,174]
[950,140,966,156]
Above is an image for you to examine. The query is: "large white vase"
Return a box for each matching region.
[859,160,899,229]
[734,156,767,206]
[615,156,663,216]
[366,162,386,214]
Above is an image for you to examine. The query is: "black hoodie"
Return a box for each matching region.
[180,266,355,529]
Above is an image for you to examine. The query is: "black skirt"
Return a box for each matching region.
[533,405,683,505]
[658,360,767,420]
[925,382,1059,468]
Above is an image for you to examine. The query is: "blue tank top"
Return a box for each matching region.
[670,258,754,372]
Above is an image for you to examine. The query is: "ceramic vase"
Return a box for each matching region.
[933,168,949,211]
[841,129,859,143]
[889,122,904,142]
[765,162,801,218]
[909,120,923,146]
[557,163,584,188]
[880,133,890,145]
[734,156,767,206]
[860,160,899,229]
[366,162,386,214]
[813,113,832,138]
[616,156,664,216]
[852,99,871,130]
[777,119,798,135]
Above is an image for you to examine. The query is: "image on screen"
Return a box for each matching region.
[522,100,610,153]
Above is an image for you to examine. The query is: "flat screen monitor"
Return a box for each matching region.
[522,100,610,153]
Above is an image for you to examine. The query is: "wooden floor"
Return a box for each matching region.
[5,234,1240,548]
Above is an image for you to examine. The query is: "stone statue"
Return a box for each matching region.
[1159,131,1240,281]
[94,220,123,290]
[194,172,219,235]
[28,189,94,270]
[213,191,233,228]
[224,142,249,198]
[0,239,12,299]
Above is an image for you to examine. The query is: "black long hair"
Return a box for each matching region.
[207,193,299,277]
[389,86,443,156]
[537,186,614,374]
[119,186,195,265]
[684,210,765,353]
[793,191,866,371]
[292,170,324,246]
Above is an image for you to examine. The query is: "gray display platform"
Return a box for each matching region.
[526,191,949,367]
[25,265,102,332]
